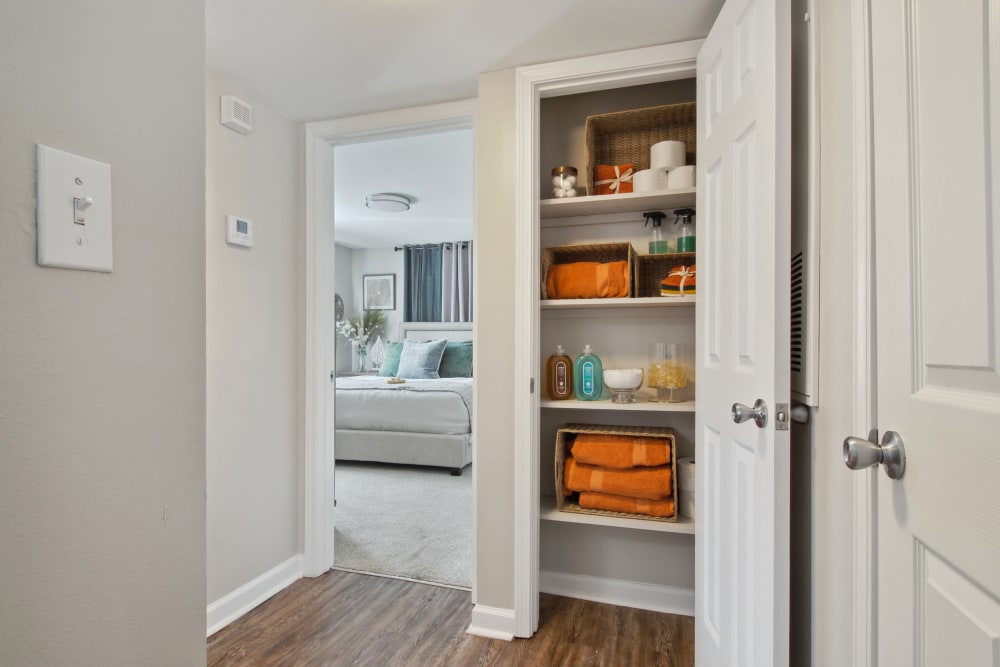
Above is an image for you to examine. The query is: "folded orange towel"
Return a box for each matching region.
[546,261,629,299]
[564,457,673,500]
[570,434,672,469]
[579,491,676,518]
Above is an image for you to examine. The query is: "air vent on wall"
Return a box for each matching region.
[221,95,252,134]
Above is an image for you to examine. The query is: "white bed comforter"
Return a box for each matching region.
[335,376,473,435]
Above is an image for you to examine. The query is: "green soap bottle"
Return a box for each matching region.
[573,344,604,401]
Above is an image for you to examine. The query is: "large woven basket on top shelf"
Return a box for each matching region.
[556,423,679,523]
[584,101,697,192]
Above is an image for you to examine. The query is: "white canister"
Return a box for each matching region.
[679,490,696,519]
[666,164,696,190]
[677,457,696,491]
[650,140,686,170]
[632,168,667,193]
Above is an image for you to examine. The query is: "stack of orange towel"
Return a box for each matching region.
[563,433,675,518]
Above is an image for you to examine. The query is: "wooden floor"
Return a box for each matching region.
[208,569,694,666]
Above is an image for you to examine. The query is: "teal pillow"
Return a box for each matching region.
[396,339,448,379]
[438,340,473,378]
[377,341,404,377]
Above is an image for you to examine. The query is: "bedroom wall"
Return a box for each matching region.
[335,244,355,372]
[205,71,302,605]
[348,247,404,347]
[0,1,207,664]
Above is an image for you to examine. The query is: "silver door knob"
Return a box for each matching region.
[732,399,768,428]
[843,430,906,479]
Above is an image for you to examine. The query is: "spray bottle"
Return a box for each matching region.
[644,211,669,254]
[674,208,696,253]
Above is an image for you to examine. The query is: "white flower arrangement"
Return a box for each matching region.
[336,310,385,349]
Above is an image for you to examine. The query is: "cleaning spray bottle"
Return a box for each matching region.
[674,208,696,253]
[644,211,669,254]
[574,344,604,401]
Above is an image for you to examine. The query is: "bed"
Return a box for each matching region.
[334,322,473,475]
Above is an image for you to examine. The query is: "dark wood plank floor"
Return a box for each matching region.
[208,569,694,666]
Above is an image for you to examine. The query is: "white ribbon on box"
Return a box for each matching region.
[594,165,634,193]
[664,265,696,296]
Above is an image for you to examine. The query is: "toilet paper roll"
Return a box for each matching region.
[632,168,667,193]
[666,164,696,189]
[679,490,696,519]
[677,457,696,491]
[650,140,686,170]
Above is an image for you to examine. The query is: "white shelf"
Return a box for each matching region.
[541,295,695,310]
[540,188,696,219]
[540,496,695,534]
[540,398,695,413]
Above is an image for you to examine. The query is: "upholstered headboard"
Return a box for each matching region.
[398,321,473,342]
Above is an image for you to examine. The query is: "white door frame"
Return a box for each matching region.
[302,99,477,578]
[511,40,703,637]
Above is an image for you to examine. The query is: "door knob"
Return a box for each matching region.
[732,399,768,428]
[843,430,906,479]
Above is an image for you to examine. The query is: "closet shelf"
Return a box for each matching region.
[541,295,695,310]
[540,398,695,413]
[540,496,695,534]
[540,188,696,219]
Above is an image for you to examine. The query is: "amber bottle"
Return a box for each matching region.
[546,344,574,400]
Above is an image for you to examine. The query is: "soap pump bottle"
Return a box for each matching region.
[574,345,604,401]
[674,208,696,253]
[546,344,574,400]
[644,211,669,254]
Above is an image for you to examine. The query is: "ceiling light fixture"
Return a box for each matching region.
[365,192,412,213]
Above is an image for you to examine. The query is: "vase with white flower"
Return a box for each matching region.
[336,310,385,372]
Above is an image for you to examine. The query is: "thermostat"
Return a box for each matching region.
[226,214,253,247]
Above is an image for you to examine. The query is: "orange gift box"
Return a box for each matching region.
[593,164,634,195]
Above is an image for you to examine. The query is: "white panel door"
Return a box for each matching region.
[695,0,791,665]
[870,0,1000,663]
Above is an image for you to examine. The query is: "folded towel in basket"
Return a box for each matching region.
[570,433,672,469]
[563,457,673,500]
[546,261,629,299]
[579,491,676,518]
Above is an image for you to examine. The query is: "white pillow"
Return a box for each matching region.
[395,339,448,379]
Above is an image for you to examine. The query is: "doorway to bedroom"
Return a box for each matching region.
[330,126,474,590]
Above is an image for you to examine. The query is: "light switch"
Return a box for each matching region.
[37,144,113,272]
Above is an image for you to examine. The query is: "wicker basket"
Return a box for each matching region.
[585,101,697,191]
[541,242,635,300]
[555,423,678,523]
[635,252,696,298]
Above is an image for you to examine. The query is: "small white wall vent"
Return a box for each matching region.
[221,95,252,134]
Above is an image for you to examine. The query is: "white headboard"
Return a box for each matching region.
[398,321,473,342]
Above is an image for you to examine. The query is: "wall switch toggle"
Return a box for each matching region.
[73,196,93,224]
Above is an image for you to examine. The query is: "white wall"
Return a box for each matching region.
[205,71,302,604]
[335,244,355,372]
[0,2,207,664]
[350,248,404,342]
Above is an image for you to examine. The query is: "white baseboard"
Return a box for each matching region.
[467,604,516,640]
[207,554,304,637]
[540,570,694,617]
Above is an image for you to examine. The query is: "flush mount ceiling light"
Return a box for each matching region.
[365,192,412,213]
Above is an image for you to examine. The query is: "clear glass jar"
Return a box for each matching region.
[551,166,578,198]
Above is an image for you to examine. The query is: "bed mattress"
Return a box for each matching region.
[335,376,472,435]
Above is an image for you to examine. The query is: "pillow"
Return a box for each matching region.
[438,340,473,378]
[377,341,404,377]
[396,339,448,379]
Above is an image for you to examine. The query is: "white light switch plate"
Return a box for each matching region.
[37,144,113,272]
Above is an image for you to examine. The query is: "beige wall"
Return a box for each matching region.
[206,71,302,603]
[473,68,518,609]
[0,2,207,664]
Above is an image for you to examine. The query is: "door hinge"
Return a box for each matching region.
[530,378,535,394]
[330,371,335,381]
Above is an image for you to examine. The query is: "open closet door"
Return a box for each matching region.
[695,0,791,665]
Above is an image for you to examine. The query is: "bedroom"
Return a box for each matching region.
[331,128,474,588]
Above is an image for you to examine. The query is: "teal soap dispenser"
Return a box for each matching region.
[574,344,604,401]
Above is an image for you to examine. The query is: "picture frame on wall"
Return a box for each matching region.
[363,273,396,310]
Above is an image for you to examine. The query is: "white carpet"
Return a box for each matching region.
[332,461,472,589]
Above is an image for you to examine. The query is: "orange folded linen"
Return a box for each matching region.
[570,434,672,469]
[579,491,676,518]
[564,457,673,500]
[546,261,629,299]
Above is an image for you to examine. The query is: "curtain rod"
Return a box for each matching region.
[394,241,471,252]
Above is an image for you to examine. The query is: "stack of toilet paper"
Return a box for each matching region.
[632,140,696,193]
[677,457,696,519]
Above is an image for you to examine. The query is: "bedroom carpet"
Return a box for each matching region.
[333,461,472,589]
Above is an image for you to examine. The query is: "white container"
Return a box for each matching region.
[666,164,696,189]
[650,140,686,170]
[632,168,667,193]
[679,490,696,519]
[677,457,696,491]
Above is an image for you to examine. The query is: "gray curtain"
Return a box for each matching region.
[441,241,473,322]
[403,244,442,322]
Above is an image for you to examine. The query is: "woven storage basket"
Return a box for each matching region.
[555,423,678,523]
[541,242,635,300]
[585,101,697,191]
[635,252,696,298]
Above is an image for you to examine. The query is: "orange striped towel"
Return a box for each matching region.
[564,457,673,500]
[546,261,629,299]
[570,434,672,469]
[579,491,676,518]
